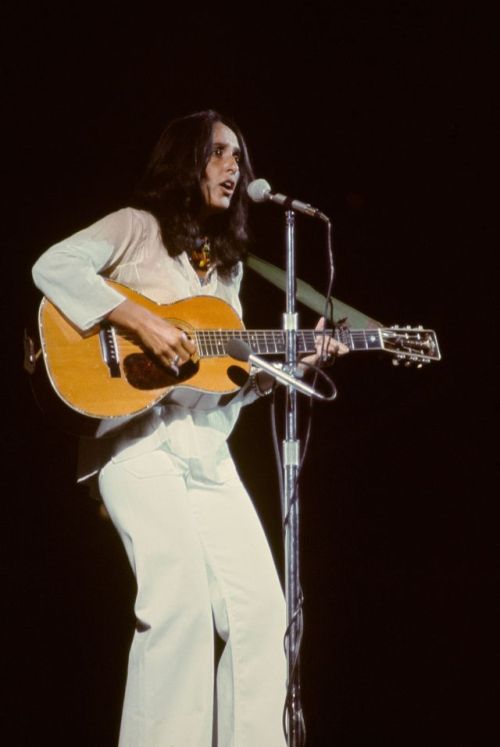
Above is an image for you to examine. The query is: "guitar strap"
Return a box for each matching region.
[246,253,382,329]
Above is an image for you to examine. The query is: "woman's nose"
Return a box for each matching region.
[225,155,239,174]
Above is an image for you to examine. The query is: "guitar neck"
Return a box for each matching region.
[193,328,383,357]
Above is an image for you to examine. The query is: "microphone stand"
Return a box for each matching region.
[283,209,304,746]
[242,205,334,743]
[246,179,335,744]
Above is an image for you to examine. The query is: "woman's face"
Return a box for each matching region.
[200,122,241,213]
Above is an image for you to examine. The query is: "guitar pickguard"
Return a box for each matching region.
[123,353,199,390]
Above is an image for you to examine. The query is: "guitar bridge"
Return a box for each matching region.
[99,323,121,378]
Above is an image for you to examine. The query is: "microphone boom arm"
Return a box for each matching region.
[248,355,331,401]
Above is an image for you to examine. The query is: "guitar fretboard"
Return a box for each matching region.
[192,328,383,358]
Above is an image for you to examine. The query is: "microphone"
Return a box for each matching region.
[225,339,331,401]
[247,178,328,222]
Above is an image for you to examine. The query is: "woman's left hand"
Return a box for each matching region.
[253,317,349,393]
[299,317,349,370]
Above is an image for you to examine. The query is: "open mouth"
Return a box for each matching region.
[220,180,235,194]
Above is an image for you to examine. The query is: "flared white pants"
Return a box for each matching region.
[99,449,287,747]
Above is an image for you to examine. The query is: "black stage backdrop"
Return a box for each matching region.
[2,4,496,746]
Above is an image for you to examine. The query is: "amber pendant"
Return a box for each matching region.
[190,239,211,270]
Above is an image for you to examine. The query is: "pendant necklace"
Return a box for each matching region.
[189,237,212,271]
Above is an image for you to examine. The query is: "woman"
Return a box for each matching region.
[32,109,346,746]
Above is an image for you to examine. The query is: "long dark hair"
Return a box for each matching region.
[131,110,254,278]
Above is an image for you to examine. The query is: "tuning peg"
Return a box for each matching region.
[392,359,400,366]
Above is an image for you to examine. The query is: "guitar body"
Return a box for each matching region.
[33,281,250,437]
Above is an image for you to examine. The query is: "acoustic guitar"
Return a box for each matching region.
[24,280,441,437]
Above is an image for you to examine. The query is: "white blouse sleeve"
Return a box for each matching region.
[32,208,145,331]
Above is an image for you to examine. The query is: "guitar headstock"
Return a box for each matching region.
[381,326,441,367]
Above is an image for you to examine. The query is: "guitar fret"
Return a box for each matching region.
[348,329,382,350]
[207,332,216,357]
[216,332,226,356]
[352,330,368,350]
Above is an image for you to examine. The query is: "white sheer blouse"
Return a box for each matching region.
[32,207,258,489]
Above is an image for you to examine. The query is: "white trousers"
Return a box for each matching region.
[99,449,287,747]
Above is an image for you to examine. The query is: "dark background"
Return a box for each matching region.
[3,3,496,745]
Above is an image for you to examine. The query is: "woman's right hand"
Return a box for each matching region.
[107,299,195,369]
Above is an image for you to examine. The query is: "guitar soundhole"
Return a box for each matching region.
[123,353,198,390]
